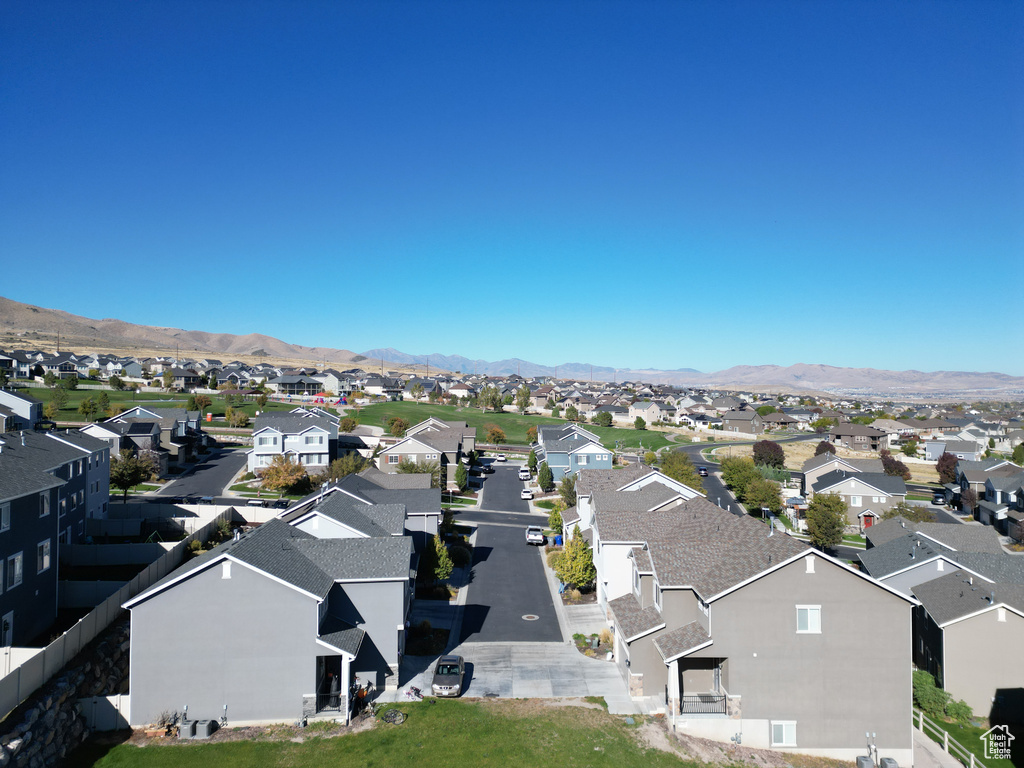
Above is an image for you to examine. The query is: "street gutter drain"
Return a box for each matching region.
[522,614,539,621]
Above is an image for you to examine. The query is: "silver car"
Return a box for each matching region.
[431,654,465,697]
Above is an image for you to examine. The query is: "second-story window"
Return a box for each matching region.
[40,496,50,518]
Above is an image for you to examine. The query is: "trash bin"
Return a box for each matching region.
[554,535,563,546]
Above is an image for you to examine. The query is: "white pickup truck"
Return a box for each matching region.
[525,526,546,546]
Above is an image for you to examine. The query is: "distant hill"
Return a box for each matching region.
[1,296,1021,397]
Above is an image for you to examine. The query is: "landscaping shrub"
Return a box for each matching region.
[913,670,950,718]
[546,550,563,570]
[448,544,472,568]
[945,699,973,725]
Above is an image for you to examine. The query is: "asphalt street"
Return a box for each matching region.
[155,448,248,498]
[453,463,561,644]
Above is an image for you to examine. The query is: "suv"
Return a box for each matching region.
[518,467,532,481]
[431,655,465,697]
[698,466,709,477]
[525,526,545,545]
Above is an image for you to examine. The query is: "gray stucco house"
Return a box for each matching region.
[125,519,414,727]
[607,498,915,764]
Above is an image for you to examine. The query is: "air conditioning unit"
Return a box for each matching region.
[178,719,196,739]
[195,719,218,739]
[880,758,898,768]
[856,756,874,768]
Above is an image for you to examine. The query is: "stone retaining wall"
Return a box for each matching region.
[0,620,130,768]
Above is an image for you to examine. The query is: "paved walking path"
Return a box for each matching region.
[914,728,970,768]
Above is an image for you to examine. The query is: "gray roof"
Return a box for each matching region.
[317,615,365,656]
[812,470,906,496]
[592,483,683,518]
[858,533,954,579]
[292,493,402,537]
[358,466,432,489]
[608,593,663,639]
[802,453,884,474]
[653,620,712,662]
[561,505,580,525]
[866,517,1005,554]
[253,413,338,437]
[577,463,655,496]
[912,570,1024,626]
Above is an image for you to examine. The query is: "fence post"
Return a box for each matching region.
[970,753,975,768]
[943,731,949,753]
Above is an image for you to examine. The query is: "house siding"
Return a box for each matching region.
[129,560,322,726]
[942,607,1024,715]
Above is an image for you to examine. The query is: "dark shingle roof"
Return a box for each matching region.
[577,463,654,496]
[561,505,580,525]
[653,620,712,662]
[592,484,683,516]
[866,517,1005,554]
[317,614,365,656]
[812,470,906,496]
[913,570,1024,626]
[358,466,432,489]
[608,594,664,640]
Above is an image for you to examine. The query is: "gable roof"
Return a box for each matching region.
[811,470,906,496]
[912,569,1024,626]
[576,463,656,496]
[802,453,884,474]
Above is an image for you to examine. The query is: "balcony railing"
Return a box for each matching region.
[316,692,344,714]
[679,694,727,715]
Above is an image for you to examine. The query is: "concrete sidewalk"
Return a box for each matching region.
[914,728,971,768]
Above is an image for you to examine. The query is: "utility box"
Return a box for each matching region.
[195,720,218,739]
[178,719,196,739]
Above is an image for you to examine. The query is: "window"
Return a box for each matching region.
[36,540,51,574]
[771,721,797,747]
[0,504,9,532]
[578,455,588,466]
[305,434,323,445]
[796,606,821,634]
[40,495,50,518]
[653,580,661,610]
[850,495,862,507]
[257,436,276,446]
[388,454,400,465]
[6,554,23,589]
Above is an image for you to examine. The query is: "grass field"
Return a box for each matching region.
[67,699,697,768]
[351,402,680,451]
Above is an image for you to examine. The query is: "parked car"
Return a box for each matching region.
[521,488,534,500]
[517,467,532,481]
[932,492,946,505]
[525,526,545,545]
[479,463,494,474]
[431,655,465,698]
[698,466,709,477]
[273,499,290,509]
[496,454,507,462]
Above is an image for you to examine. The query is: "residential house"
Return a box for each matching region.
[375,418,476,489]
[0,389,43,431]
[125,519,414,726]
[828,423,888,452]
[761,412,798,430]
[606,498,914,764]
[913,571,1024,718]
[106,406,205,465]
[247,413,337,474]
[923,440,984,462]
[534,424,612,482]
[800,453,883,497]
[721,410,764,435]
[268,375,323,396]
[809,471,906,530]
[0,429,111,644]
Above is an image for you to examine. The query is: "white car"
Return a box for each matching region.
[496,454,507,462]
[517,468,532,481]
[521,488,534,500]
[525,526,545,545]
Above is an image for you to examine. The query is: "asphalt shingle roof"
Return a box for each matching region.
[577,463,655,496]
[912,570,1024,626]
[608,594,663,639]
[653,620,712,662]
[812,470,906,496]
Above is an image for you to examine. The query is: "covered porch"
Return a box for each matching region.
[655,621,738,718]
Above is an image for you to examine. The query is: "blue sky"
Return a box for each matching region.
[2,1,1022,374]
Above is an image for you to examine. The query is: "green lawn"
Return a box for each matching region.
[67,700,695,768]
[926,719,1020,768]
[352,402,680,451]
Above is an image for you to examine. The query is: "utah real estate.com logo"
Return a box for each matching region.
[981,724,1013,761]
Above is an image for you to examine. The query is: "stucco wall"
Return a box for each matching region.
[943,606,1024,716]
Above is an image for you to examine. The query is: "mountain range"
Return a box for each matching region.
[1,296,1022,397]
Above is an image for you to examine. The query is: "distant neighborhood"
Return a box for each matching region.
[0,344,1022,765]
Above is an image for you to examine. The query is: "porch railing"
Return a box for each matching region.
[680,693,727,715]
[316,692,344,714]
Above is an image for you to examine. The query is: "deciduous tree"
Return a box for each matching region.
[1013,443,1024,465]
[50,386,69,411]
[516,385,531,413]
[881,500,935,523]
[527,448,537,472]
[318,452,368,483]
[744,477,782,513]
[960,487,978,514]
[78,397,99,422]
[880,449,911,481]
[565,405,579,422]
[388,417,409,437]
[339,417,357,432]
[593,411,612,427]
[259,455,307,493]
[162,370,174,390]
[108,375,124,391]
[397,458,442,488]
[936,452,958,485]
[752,440,785,468]
[806,493,847,550]
[558,475,576,508]
[634,416,646,430]
[485,424,506,444]
[527,426,538,444]
[659,451,704,492]
[109,449,158,501]
[454,461,468,492]
[814,440,836,456]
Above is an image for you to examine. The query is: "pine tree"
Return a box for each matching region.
[556,525,596,588]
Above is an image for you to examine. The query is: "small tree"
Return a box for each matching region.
[936,452,958,485]
[566,405,579,422]
[810,417,836,433]
[755,405,777,416]
[255,392,268,409]
[745,477,782,513]
[548,506,563,532]
[431,534,454,582]
[591,411,611,427]
[527,448,537,473]
[411,383,425,402]
[389,417,409,437]
[550,406,560,418]
[63,377,79,391]
[397,458,442,488]
[226,407,250,428]
[659,451,704,492]
[43,371,58,388]
[454,461,468,492]
[752,440,785,468]
[339,417,357,432]
[321,452,368,482]
[1013,443,1024,465]
[97,391,110,415]
[880,449,911,481]
[814,440,836,456]
[526,426,538,444]
[78,397,99,422]
[721,456,759,496]
[108,375,124,391]
[806,493,847,550]
[259,455,308,494]
[960,487,978,514]
[538,462,554,492]
[162,370,174,390]
[558,475,577,508]
[634,416,646,430]
[50,386,69,411]
[109,449,158,501]
[485,424,506,444]
[555,525,596,589]
[192,394,212,414]
[43,401,59,421]
[516,385,531,413]
[901,439,919,457]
